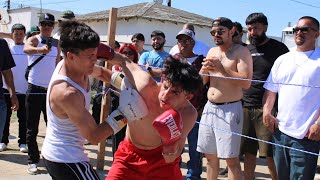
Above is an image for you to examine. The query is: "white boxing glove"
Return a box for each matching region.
[105,88,148,134]
[118,88,149,121]
[111,72,133,90]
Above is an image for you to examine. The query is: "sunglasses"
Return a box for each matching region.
[210,29,226,36]
[177,38,193,44]
[293,26,318,34]
[40,22,54,27]
[121,51,134,56]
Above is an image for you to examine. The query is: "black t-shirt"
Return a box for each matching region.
[243,38,289,107]
[0,38,15,99]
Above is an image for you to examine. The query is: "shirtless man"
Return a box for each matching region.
[197,17,253,180]
[106,54,203,178]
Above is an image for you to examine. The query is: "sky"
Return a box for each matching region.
[3,0,320,37]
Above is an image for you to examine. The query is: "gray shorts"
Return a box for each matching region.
[197,101,243,158]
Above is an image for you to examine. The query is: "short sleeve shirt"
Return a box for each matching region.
[0,38,15,99]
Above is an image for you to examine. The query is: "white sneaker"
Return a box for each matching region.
[27,164,38,175]
[0,143,7,152]
[19,144,28,153]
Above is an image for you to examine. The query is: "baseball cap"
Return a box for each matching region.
[30,25,40,34]
[59,10,75,21]
[212,17,233,30]
[176,29,195,40]
[39,13,55,23]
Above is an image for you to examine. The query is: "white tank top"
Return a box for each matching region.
[27,35,58,88]
[42,60,91,163]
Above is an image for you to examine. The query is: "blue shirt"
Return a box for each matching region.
[138,50,170,68]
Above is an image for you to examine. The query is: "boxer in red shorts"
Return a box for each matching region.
[106,56,203,180]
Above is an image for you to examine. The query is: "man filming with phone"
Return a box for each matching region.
[23,13,60,174]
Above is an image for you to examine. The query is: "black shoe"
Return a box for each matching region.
[218,167,228,177]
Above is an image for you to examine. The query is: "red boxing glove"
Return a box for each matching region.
[152,109,183,146]
[97,43,115,60]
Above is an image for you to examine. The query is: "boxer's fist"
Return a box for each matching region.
[118,88,148,121]
[152,109,183,145]
[97,43,114,60]
[111,72,133,90]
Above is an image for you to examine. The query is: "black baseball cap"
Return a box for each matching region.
[212,17,233,30]
[39,13,55,23]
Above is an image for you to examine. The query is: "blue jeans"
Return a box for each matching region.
[0,99,7,142]
[185,119,202,180]
[273,129,320,180]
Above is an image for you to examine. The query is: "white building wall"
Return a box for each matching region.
[83,18,214,52]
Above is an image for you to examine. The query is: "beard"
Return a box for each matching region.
[295,35,305,46]
[214,37,224,46]
[152,42,165,50]
[249,32,267,46]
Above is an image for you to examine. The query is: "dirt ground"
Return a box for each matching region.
[0,113,296,180]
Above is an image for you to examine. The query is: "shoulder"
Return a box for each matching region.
[181,103,197,123]
[51,81,84,107]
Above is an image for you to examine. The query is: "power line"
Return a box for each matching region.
[288,0,320,8]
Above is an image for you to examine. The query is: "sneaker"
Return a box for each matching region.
[19,144,28,153]
[27,164,38,175]
[218,166,228,177]
[0,143,7,152]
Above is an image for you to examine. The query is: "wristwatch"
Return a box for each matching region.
[147,66,152,72]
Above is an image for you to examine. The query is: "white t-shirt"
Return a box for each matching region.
[170,39,210,57]
[2,40,28,94]
[264,48,320,139]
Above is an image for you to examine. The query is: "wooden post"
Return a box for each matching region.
[96,7,118,170]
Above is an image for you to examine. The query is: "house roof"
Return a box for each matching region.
[76,2,213,27]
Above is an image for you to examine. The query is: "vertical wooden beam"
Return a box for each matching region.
[96,7,118,170]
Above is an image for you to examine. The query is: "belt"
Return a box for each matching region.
[210,100,241,105]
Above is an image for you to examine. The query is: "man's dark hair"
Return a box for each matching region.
[151,30,165,39]
[233,22,243,33]
[131,33,145,41]
[59,20,100,56]
[11,23,26,33]
[115,40,121,50]
[162,56,203,94]
[299,16,319,30]
[245,13,268,25]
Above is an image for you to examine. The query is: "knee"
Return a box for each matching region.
[226,158,240,168]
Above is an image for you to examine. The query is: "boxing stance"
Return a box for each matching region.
[41,21,144,180]
[106,55,203,179]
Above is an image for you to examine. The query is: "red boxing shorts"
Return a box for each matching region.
[106,138,182,180]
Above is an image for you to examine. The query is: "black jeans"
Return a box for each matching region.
[26,83,47,164]
[1,88,26,145]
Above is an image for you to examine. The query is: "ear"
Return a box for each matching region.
[230,27,236,37]
[66,51,74,61]
[185,93,194,101]
[315,30,319,39]
[263,24,268,33]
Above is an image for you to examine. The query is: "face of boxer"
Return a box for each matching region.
[158,79,190,110]
[68,47,98,74]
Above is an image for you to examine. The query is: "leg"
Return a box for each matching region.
[17,94,27,145]
[26,84,42,164]
[186,119,202,180]
[289,136,319,180]
[272,129,290,180]
[1,89,11,145]
[266,157,278,180]
[226,157,242,180]
[244,153,256,180]
[205,154,219,180]
[0,99,7,143]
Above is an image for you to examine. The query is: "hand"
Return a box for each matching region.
[263,113,278,133]
[39,45,51,54]
[202,57,225,73]
[162,141,180,163]
[307,124,320,141]
[10,94,19,111]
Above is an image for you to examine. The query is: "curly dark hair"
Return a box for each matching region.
[162,56,203,95]
[59,20,100,56]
